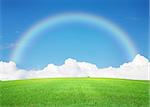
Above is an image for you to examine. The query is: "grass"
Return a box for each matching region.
[0,78,149,107]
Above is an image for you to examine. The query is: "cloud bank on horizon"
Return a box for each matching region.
[0,54,149,81]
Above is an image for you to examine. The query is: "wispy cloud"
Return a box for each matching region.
[126,17,140,21]
[0,43,16,50]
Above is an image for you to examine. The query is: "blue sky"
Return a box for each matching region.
[0,0,148,69]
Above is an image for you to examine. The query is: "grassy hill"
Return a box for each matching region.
[0,78,149,107]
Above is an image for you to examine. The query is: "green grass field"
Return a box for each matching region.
[0,78,149,107]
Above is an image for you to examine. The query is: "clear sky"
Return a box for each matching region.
[0,0,148,69]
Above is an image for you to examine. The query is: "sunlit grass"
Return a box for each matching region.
[0,78,149,107]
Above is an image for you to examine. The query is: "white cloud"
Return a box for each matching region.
[0,54,149,81]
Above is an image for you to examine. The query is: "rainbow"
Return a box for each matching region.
[11,13,138,63]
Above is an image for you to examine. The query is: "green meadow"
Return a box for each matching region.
[0,78,149,107]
